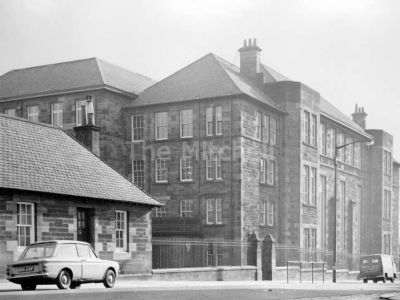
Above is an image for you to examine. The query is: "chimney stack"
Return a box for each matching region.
[74,95,100,156]
[351,104,367,129]
[239,38,262,82]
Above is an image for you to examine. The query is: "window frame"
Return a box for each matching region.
[180,156,193,182]
[180,199,194,218]
[266,201,275,226]
[270,117,277,145]
[206,107,214,136]
[311,114,317,146]
[303,111,310,144]
[180,109,193,138]
[155,112,168,140]
[267,160,275,185]
[155,157,168,183]
[132,160,145,189]
[303,165,310,204]
[260,158,266,184]
[17,202,35,247]
[51,102,63,127]
[75,99,91,126]
[215,106,223,136]
[256,111,262,140]
[206,198,223,225]
[27,105,39,122]
[132,114,144,141]
[4,108,16,117]
[115,210,127,252]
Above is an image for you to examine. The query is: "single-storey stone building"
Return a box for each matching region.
[0,113,161,278]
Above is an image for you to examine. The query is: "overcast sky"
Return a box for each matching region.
[1,0,399,156]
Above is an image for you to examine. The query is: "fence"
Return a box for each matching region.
[276,244,365,271]
[152,238,257,269]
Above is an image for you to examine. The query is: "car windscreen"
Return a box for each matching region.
[20,244,56,260]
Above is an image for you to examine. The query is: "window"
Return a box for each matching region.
[27,105,39,122]
[384,234,391,254]
[304,228,316,249]
[336,132,344,161]
[132,160,144,189]
[344,136,353,165]
[311,168,317,205]
[180,200,193,217]
[206,153,222,180]
[180,156,193,181]
[17,203,35,247]
[155,157,168,183]
[256,112,262,140]
[384,150,392,176]
[215,106,222,135]
[56,244,78,258]
[384,190,391,220]
[354,142,362,168]
[264,114,270,143]
[206,106,223,136]
[266,201,275,226]
[327,127,335,157]
[155,112,168,140]
[311,114,317,146]
[260,158,266,184]
[206,198,222,225]
[76,99,89,126]
[270,118,277,145]
[51,103,63,127]
[115,211,127,251]
[206,107,214,136]
[154,203,167,218]
[207,243,214,266]
[304,111,310,144]
[320,175,327,249]
[303,165,310,203]
[180,109,193,138]
[267,160,275,185]
[4,108,16,117]
[260,202,266,225]
[132,114,144,141]
[77,244,93,259]
[321,123,327,155]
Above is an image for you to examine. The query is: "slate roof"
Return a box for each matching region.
[0,114,161,206]
[129,53,282,111]
[0,58,155,101]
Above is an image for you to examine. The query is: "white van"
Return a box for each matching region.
[360,254,397,283]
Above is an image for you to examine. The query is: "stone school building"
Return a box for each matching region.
[0,114,161,278]
[0,39,399,271]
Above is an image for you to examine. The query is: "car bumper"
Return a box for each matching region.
[7,273,57,284]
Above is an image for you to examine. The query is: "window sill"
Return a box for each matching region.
[180,180,194,184]
[205,223,224,227]
[302,203,317,208]
[302,142,318,150]
[260,224,275,228]
[206,179,224,183]
[260,183,276,187]
[155,181,169,184]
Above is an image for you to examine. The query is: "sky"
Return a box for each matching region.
[0,0,399,156]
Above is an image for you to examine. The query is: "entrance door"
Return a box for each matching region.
[77,208,91,244]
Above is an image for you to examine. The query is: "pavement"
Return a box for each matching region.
[1,278,400,299]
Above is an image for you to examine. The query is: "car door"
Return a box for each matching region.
[77,244,103,280]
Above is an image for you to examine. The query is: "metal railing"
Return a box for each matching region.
[152,238,257,269]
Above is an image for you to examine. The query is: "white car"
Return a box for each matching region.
[7,240,119,290]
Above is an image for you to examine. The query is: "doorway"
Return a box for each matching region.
[77,207,94,245]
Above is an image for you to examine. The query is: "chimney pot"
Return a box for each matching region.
[248,38,252,46]
[244,39,247,47]
[253,38,257,46]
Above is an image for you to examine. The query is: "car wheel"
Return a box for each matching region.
[103,269,116,288]
[391,277,395,283]
[21,283,37,290]
[382,277,386,283]
[56,269,72,289]
[373,279,377,283]
[363,279,368,283]
[70,282,81,289]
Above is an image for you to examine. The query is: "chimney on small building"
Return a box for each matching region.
[239,38,262,82]
[74,95,100,156]
[351,104,367,129]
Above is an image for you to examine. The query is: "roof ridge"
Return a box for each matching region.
[138,53,216,96]
[0,113,64,131]
[94,58,106,85]
[6,57,98,74]
[96,58,155,82]
[210,53,243,94]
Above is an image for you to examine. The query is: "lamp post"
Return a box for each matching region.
[332,139,373,283]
